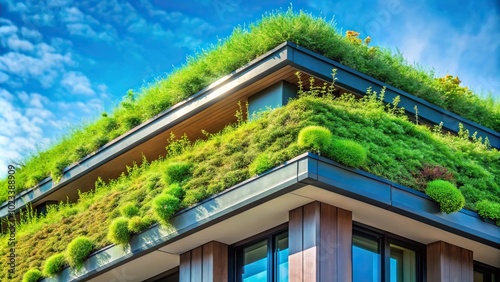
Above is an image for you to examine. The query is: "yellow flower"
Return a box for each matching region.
[364,36,371,45]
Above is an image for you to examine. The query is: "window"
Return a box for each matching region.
[474,262,499,282]
[232,226,288,282]
[353,225,423,282]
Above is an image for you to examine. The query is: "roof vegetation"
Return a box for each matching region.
[1,9,499,202]
[2,83,499,279]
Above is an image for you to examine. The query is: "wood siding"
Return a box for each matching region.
[180,241,228,282]
[289,201,352,282]
[427,241,473,282]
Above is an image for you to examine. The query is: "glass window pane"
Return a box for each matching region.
[242,240,268,282]
[275,232,289,282]
[474,271,485,282]
[390,244,416,282]
[353,234,381,282]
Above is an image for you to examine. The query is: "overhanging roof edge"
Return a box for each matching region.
[40,152,499,281]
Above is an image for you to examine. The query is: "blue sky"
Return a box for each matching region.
[0,0,499,176]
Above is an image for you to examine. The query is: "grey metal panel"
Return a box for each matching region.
[315,160,392,207]
[390,185,500,246]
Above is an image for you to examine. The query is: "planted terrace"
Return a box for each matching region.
[1,10,499,203]
[4,85,500,281]
[0,9,498,281]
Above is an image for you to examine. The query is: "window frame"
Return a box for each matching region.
[474,261,500,282]
[353,222,426,282]
[230,223,288,282]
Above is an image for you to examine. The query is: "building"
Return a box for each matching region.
[1,14,499,282]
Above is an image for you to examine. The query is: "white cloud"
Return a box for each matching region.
[0,20,18,37]
[7,34,35,52]
[0,42,72,88]
[66,23,98,37]
[0,90,55,175]
[0,72,9,83]
[21,27,43,40]
[61,71,95,96]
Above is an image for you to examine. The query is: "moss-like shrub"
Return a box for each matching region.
[128,216,150,233]
[165,183,184,199]
[164,162,192,184]
[425,180,465,214]
[43,253,66,277]
[22,269,43,282]
[119,203,139,218]
[65,236,93,269]
[476,200,500,224]
[249,153,273,175]
[107,217,130,245]
[327,139,367,167]
[297,126,332,154]
[153,194,180,224]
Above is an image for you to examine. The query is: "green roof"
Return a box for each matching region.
[1,10,499,280]
[1,9,499,201]
[3,91,500,280]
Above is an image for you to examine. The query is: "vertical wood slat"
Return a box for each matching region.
[336,208,352,282]
[191,246,203,282]
[288,201,352,282]
[180,252,191,282]
[179,241,228,282]
[427,241,473,282]
[289,207,304,282]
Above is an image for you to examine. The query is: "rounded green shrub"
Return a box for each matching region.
[425,180,465,214]
[164,162,192,184]
[153,194,180,224]
[119,203,139,218]
[22,269,43,282]
[328,139,367,167]
[43,253,66,277]
[297,125,332,154]
[249,153,273,175]
[476,200,500,224]
[107,217,131,245]
[65,236,94,269]
[128,216,150,233]
[165,183,184,199]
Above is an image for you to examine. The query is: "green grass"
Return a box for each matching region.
[1,92,498,280]
[425,180,465,213]
[107,217,130,245]
[22,269,43,282]
[42,253,66,277]
[1,9,499,201]
[65,236,94,270]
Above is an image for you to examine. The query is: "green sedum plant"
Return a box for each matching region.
[164,162,193,184]
[327,139,367,168]
[249,152,274,175]
[425,180,465,214]
[476,200,500,225]
[119,203,140,218]
[43,253,66,277]
[65,236,94,269]
[107,217,131,245]
[153,194,180,224]
[297,125,332,155]
[165,183,184,199]
[128,216,151,233]
[22,269,43,282]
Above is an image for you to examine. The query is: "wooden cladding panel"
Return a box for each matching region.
[427,241,473,282]
[289,201,352,282]
[180,241,228,282]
